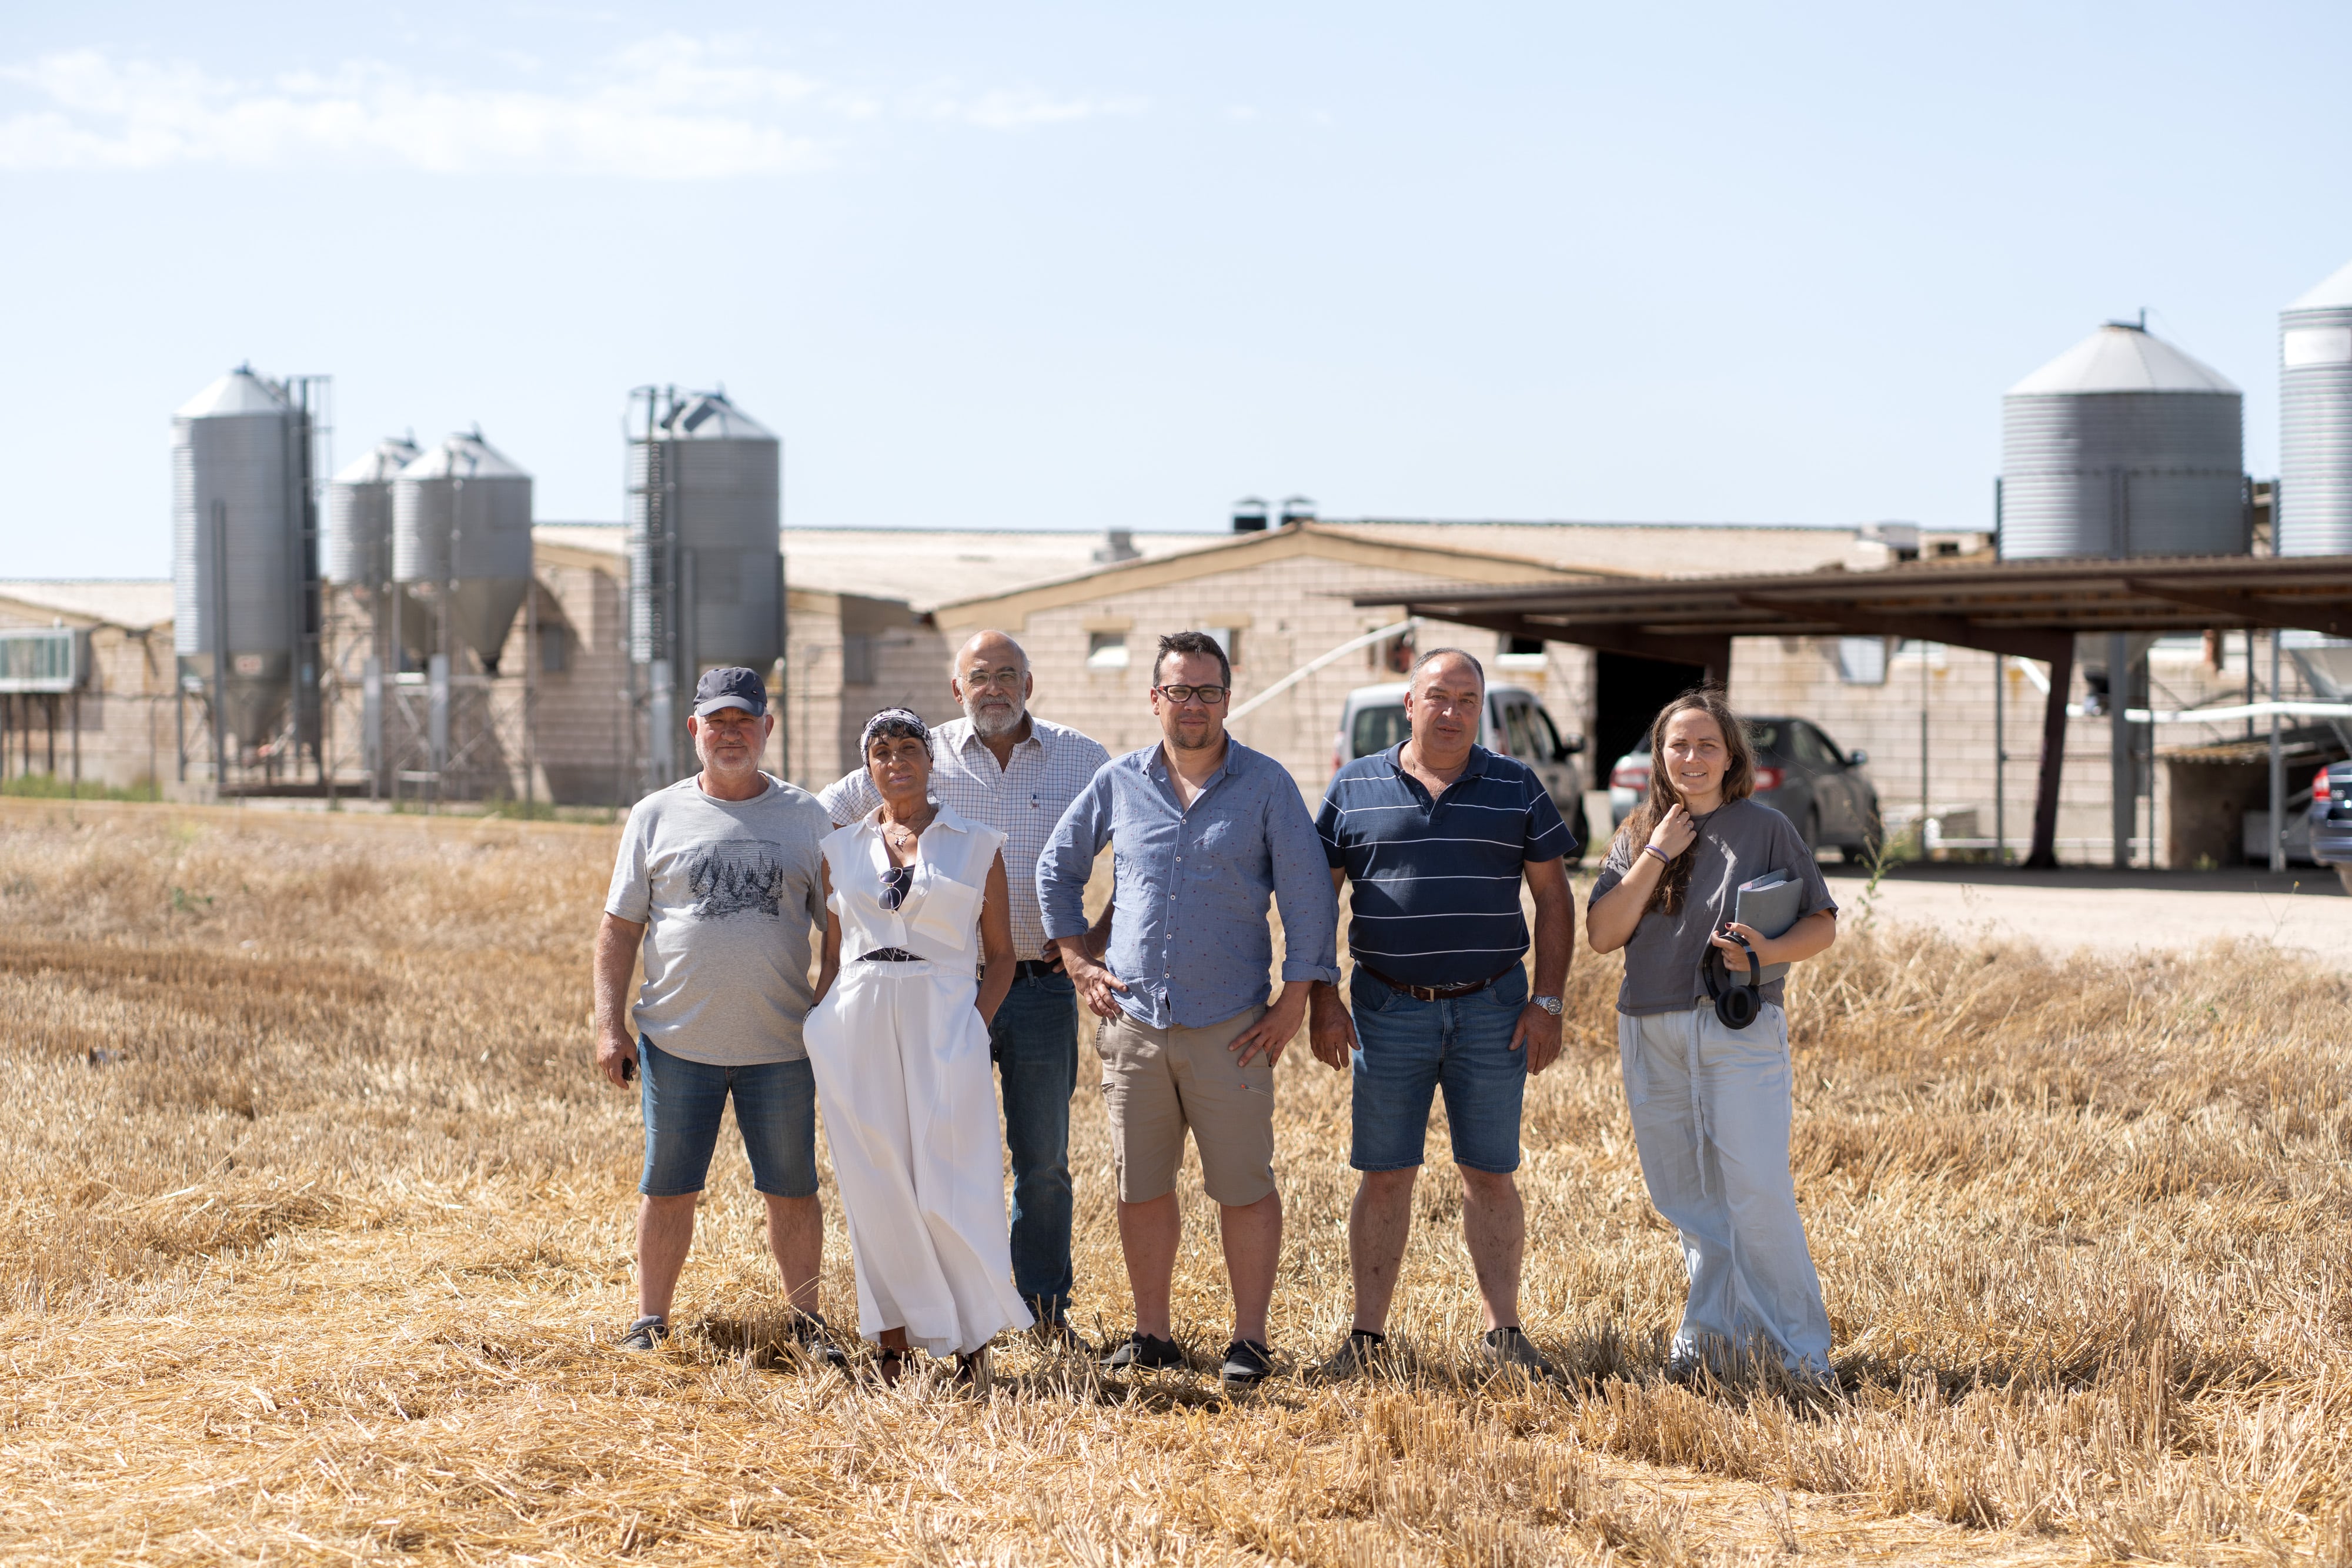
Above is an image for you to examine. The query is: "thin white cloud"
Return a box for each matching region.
[0,38,1138,178]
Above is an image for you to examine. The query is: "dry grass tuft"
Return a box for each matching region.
[2,796,2348,1564]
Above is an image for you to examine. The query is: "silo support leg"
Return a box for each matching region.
[2026,640,2074,870]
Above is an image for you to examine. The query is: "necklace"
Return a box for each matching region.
[880,803,936,854]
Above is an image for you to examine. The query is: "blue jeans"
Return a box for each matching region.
[1348,964,1531,1174]
[637,1035,820,1198]
[988,970,1080,1322]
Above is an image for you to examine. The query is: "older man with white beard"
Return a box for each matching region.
[818,630,1110,1346]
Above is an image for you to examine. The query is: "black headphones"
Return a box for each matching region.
[1705,927,1762,1030]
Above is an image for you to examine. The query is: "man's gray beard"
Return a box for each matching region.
[964,696,1025,739]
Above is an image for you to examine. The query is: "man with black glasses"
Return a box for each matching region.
[820,630,1108,1348]
[1038,630,1339,1388]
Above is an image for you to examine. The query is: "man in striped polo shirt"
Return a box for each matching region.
[1308,646,1576,1378]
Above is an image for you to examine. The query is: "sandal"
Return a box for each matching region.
[874,1347,906,1388]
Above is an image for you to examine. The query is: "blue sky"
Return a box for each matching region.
[4,2,2348,578]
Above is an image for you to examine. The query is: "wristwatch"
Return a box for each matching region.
[1532,994,1563,1017]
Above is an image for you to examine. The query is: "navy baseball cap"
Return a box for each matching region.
[693,666,769,718]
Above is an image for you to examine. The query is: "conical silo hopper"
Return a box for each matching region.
[392,430,533,673]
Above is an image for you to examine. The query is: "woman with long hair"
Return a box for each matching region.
[805,709,1033,1387]
[1585,687,1840,1379]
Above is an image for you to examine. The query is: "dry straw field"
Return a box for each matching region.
[4,797,2351,1566]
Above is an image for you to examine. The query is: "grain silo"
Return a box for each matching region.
[627,387,783,782]
[1999,320,2246,560]
[2280,258,2352,556]
[392,430,533,673]
[325,437,419,588]
[171,366,323,763]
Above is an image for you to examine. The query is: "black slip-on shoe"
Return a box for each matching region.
[618,1315,669,1352]
[784,1310,848,1369]
[1031,1317,1095,1356]
[1220,1338,1275,1388]
[1480,1326,1556,1379]
[1314,1329,1387,1381]
[1101,1331,1185,1372]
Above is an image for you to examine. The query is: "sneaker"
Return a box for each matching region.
[1480,1326,1555,1379]
[784,1310,848,1370]
[618,1315,669,1352]
[1101,1331,1185,1372]
[1031,1316,1094,1356]
[1314,1329,1388,1381]
[1220,1338,1275,1388]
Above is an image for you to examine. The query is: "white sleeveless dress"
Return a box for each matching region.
[803,804,1034,1356]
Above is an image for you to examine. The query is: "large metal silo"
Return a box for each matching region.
[393,430,533,671]
[628,388,783,782]
[325,437,419,587]
[171,366,315,751]
[1999,322,2246,560]
[2280,258,2352,556]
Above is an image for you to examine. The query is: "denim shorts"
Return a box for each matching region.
[1348,963,1530,1174]
[637,1035,820,1198]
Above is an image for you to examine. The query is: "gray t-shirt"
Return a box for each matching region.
[604,773,831,1065]
[1589,797,1837,1016]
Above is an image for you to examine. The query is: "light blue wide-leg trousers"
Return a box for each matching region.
[1618,1002,1833,1374]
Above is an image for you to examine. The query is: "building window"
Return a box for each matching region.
[1835,636,1889,685]
[1087,631,1128,671]
[1201,627,1242,667]
[537,623,569,674]
[844,634,878,686]
[1498,633,1546,669]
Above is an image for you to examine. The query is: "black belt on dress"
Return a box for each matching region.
[1357,961,1519,1003]
[858,947,925,963]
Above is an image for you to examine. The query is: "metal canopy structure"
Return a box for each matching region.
[1359,552,2352,868]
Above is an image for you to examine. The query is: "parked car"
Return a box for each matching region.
[1606,715,1883,862]
[2307,761,2352,894]
[1334,681,1586,851]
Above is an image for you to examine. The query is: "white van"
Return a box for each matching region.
[1332,681,1586,846]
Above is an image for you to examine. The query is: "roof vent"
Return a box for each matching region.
[1231,497,1268,533]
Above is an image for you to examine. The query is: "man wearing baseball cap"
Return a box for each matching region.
[593,666,840,1360]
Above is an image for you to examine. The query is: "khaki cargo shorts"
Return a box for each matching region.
[1095,1004,1276,1206]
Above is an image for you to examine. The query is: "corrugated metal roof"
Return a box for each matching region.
[173,367,290,420]
[2007,324,2240,396]
[0,580,176,629]
[533,520,1867,612]
[2290,258,2352,312]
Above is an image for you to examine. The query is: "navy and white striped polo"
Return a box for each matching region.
[1316,743,1575,989]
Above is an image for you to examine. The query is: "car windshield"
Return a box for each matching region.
[1743,720,1785,755]
[1351,703,1409,758]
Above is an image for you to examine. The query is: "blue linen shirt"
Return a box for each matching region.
[1318,743,1573,989]
[1037,738,1341,1030]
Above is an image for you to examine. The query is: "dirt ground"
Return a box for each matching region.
[1825,864,2352,965]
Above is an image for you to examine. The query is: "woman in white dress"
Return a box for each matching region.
[805,708,1034,1385]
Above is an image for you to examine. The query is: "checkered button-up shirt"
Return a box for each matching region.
[818,714,1110,961]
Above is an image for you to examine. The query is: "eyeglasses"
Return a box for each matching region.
[880,864,914,912]
[1153,684,1228,706]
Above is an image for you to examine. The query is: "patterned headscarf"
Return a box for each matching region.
[858,707,933,760]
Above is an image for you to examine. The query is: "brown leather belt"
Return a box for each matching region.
[1357,961,1518,1003]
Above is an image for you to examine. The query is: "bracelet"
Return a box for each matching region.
[1642,844,1671,866]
